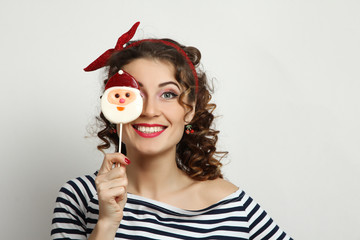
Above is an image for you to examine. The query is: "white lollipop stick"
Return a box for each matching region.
[118,123,123,153]
[113,123,123,168]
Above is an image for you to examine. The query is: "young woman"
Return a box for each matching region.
[51,22,293,240]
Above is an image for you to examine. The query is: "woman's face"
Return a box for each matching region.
[121,58,193,156]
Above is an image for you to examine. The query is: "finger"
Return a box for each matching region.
[95,167,127,190]
[97,177,128,192]
[108,178,128,190]
[98,153,130,175]
[111,186,127,204]
[98,186,127,204]
[107,166,127,180]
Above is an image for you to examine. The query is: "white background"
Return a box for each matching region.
[1,0,359,239]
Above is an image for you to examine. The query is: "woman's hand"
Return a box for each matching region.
[91,153,130,238]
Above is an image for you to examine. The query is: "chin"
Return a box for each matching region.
[124,139,178,157]
[141,143,173,156]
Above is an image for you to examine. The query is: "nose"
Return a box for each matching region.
[141,96,160,117]
[119,98,125,103]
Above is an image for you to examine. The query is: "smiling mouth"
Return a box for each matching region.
[132,124,167,134]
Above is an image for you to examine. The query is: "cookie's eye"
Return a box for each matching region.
[125,92,130,98]
[115,93,120,98]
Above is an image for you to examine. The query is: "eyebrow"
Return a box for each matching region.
[138,81,181,90]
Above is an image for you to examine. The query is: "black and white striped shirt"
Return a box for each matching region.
[51,173,293,239]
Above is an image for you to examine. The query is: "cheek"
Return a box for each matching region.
[163,103,186,122]
[164,105,187,136]
[108,94,119,105]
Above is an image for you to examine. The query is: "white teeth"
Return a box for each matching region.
[136,126,165,133]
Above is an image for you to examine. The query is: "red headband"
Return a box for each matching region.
[84,22,198,93]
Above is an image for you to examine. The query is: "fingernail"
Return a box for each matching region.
[124,158,131,165]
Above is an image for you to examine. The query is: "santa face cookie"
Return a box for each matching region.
[101,70,143,124]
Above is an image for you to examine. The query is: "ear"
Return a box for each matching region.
[184,102,196,124]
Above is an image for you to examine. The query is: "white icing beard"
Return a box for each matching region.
[101,87,143,124]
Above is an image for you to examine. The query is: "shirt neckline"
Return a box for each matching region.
[126,188,243,214]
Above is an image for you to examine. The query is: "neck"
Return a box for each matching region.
[125,146,192,200]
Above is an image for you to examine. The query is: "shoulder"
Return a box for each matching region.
[57,173,97,203]
[192,178,239,207]
[52,174,97,239]
[202,178,239,194]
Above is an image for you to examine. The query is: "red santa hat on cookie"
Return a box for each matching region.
[105,70,140,91]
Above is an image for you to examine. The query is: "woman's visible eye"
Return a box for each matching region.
[161,91,178,99]
[115,93,120,98]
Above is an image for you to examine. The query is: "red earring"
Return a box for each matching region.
[185,125,194,134]
[110,128,117,134]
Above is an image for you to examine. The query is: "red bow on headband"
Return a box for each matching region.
[84,22,140,72]
[84,22,199,93]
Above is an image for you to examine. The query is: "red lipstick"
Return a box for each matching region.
[132,124,167,138]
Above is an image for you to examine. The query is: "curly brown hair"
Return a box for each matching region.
[96,39,227,181]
